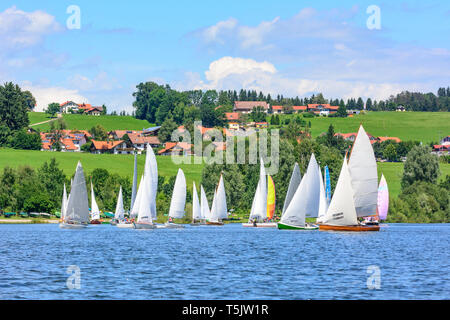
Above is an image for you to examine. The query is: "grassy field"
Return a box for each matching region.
[1,148,448,198]
[28,112,153,131]
[0,149,203,188]
[272,111,450,143]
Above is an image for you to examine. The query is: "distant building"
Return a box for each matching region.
[377,137,402,143]
[233,101,269,113]
[59,101,104,115]
[40,130,90,152]
[271,105,283,114]
[90,140,126,154]
[158,142,193,156]
[335,132,378,144]
[225,112,240,121]
[396,105,406,112]
[440,135,450,146]
[307,104,339,115]
[228,122,240,131]
[432,144,450,156]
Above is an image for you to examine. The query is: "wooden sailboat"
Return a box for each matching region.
[206,174,227,225]
[90,182,102,224]
[191,182,204,225]
[319,125,380,232]
[243,159,277,227]
[278,154,320,230]
[165,168,186,228]
[59,162,90,229]
[133,144,157,229]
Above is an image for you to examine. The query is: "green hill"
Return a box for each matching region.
[272,111,450,143]
[28,112,153,131]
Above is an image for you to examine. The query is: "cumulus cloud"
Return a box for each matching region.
[0,6,61,49]
[68,71,122,92]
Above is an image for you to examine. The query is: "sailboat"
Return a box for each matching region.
[243,159,277,227]
[324,165,331,204]
[59,162,90,229]
[60,183,68,222]
[111,186,125,226]
[319,125,380,231]
[90,182,102,224]
[206,174,227,225]
[199,185,210,224]
[282,162,301,216]
[191,182,203,225]
[278,154,320,230]
[133,144,157,229]
[377,173,389,221]
[316,165,329,224]
[165,168,186,228]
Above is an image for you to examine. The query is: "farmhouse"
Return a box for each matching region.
[40,130,90,152]
[90,140,127,154]
[233,101,270,113]
[440,135,450,145]
[158,142,193,156]
[59,101,104,115]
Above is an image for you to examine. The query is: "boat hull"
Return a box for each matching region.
[133,222,156,229]
[90,220,102,225]
[205,221,224,226]
[116,222,134,228]
[242,222,278,228]
[164,222,185,229]
[319,224,380,232]
[59,222,88,229]
[277,222,319,230]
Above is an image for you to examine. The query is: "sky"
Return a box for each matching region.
[1,0,449,112]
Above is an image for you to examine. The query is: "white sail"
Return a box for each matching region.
[200,185,210,220]
[168,169,187,219]
[282,162,301,215]
[137,174,152,223]
[249,181,261,220]
[147,144,158,220]
[213,174,228,221]
[114,186,125,220]
[192,182,201,221]
[210,189,217,221]
[316,165,328,223]
[250,159,268,221]
[131,152,138,209]
[348,125,378,217]
[61,183,67,220]
[65,162,90,224]
[90,182,101,220]
[323,156,358,226]
[130,175,144,218]
[280,154,320,226]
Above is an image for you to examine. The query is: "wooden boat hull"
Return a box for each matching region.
[319,224,380,232]
[242,222,278,228]
[90,220,102,225]
[133,222,156,229]
[205,221,224,226]
[277,222,319,230]
[59,222,88,229]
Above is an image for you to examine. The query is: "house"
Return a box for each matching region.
[127,133,160,153]
[225,112,240,122]
[293,106,307,113]
[40,130,90,152]
[142,126,161,136]
[108,130,142,140]
[396,105,406,112]
[233,101,270,113]
[84,106,103,116]
[59,101,104,115]
[307,104,339,115]
[432,144,450,156]
[158,142,193,156]
[228,122,240,131]
[60,101,80,113]
[347,109,361,115]
[439,136,450,146]
[335,132,378,144]
[90,140,127,154]
[377,137,402,143]
[255,122,268,129]
[271,106,283,114]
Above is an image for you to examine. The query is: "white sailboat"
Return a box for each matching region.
[90,182,101,224]
[60,162,90,229]
[206,174,227,225]
[200,185,211,223]
[316,165,329,224]
[112,186,125,225]
[133,144,157,229]
[60,183,68,221]
[191,182,203,225]
[282,162,301,216]
[165,168,186,228]
[319,125,380,232]
[243,158,277,227]
[277,153,320,230]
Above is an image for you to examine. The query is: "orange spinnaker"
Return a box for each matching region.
[266,175,276,220]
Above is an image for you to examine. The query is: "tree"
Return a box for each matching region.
[9,129,41,150]
[22,90,36,110]
[158,116,178,143]
[89,124,108,140]
[401,145,440,189]
[38,158,65,209]
[336,104,347,117]
[0,82,30,131]
[101,104,107,115]
[45,102,61,117]
[325,124,337,148]
[383,144,398,161]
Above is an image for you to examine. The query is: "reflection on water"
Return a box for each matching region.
[0,223,448,299]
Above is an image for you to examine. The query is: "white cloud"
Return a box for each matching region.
[202,18,238,43]
[0,6,61,49]
[68,71,122,92]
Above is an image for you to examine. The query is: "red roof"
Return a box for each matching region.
[128,133,160,145]
[158,142,192,154]
[91,140,124,150]
[225,112,240,120]
[293,106,307,111]
[378,137,402,143]
[272,105,283,110]
[234,101,269,111]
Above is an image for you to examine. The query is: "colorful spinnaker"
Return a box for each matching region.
[266,175,276,220]
[377,174,389,220]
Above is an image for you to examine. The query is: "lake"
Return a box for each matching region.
[0,223,448,299]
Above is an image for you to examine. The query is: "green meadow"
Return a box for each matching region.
[0,148,448,198]
[28,112,153,131]
[273,111,450,143]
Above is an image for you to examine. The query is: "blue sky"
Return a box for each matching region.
[1,0,449,111]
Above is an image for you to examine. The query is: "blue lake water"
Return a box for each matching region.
[0,223,448,300]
